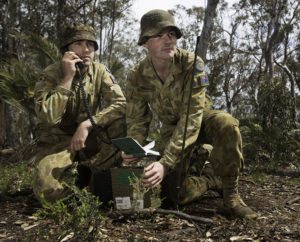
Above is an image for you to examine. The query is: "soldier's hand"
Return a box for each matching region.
[61,51,83,89]
[142,162,167,188]
[70,120,92,154]
[121,152,142,165]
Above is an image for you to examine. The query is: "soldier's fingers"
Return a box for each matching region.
[127,156,141,163]
[143,169,156,179]
[75,141,85,151]
[70,143,75,154]
[144,163,154,172]
[123,158,134,163]
[121,152,134,159]
[123,158,137,165]
[144,176,160,188]
[66,51,78,58]
[144,174,158,183]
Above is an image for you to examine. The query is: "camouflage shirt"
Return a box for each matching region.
[34,61,126,143]
[126,48,210,171]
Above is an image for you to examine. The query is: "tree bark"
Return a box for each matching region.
[5,103,13,147]
[108,0,116,68]
[274,60,297,125]
[56,0,66,43]
[197,0,219,62]
[0,101,7,149]
[264,0,285,82]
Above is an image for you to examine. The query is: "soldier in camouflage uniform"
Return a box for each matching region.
[122,9,257,218]
[33,24,126,203]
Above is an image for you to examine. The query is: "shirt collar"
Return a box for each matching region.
[145,48,182,77]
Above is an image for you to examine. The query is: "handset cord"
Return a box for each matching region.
[76,65,112,144]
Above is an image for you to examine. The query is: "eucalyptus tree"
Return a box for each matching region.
[232,0,300,129]
[93,0,134,68]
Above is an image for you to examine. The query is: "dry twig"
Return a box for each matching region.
[286,196,300,205]
[107,208,213,224]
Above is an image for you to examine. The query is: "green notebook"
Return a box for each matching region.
[111,137,160,157]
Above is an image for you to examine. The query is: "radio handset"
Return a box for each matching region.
[75,62,84,71]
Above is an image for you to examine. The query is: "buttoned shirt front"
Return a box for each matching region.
[126,48,210,170]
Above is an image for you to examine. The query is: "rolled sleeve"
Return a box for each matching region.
[34,77,74,126]
[92,69,126,128]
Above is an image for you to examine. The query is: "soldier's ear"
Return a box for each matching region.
[143,41,149,49]
[60,46,69,55]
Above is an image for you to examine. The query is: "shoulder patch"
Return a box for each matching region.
[194,72,209,87]
[199,72,209,86]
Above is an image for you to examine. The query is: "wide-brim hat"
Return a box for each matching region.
[60,24,99,52]
[138,9,182,46]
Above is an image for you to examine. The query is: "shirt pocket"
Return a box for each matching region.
[152,92,178,124]
[137,86,154,102]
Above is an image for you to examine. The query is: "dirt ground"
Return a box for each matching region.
[0,167,299,242]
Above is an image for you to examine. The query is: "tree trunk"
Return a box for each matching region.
[0,101,7,149]
[264,0,284,82]
[56,0,66,44]
[197,0,219,61]
[275,60,297,126]
[5,103,13,147]
[2,0,9,58]
[99,12,103,62]
[108,0,116,68]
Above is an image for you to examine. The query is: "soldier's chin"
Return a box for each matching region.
[83,61,91,66]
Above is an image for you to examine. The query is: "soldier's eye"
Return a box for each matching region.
[87,41,95,48]
[169,31,176,37]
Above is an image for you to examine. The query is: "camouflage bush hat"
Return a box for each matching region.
[60,24,99,52]
[138,9,182,46]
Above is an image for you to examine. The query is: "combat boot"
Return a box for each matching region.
[221,176,257,219]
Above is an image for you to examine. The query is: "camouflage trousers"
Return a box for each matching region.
[33,118,126,203]
[161,109,243,205]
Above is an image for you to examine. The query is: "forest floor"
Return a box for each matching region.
[0,152,299,241]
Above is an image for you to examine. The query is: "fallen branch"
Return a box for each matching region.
[107,208,213,224]
[239,177,256,185]
[0,148,14,156]
[286,196,300,205]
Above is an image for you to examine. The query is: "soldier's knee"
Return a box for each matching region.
[223,113,239,126]
[215,113,241,141]
[223,124,241,140]
[33,170,65,204]
[33,162,72,204]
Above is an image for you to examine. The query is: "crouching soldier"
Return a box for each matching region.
[33,24,126,203]
[122,9,257,219]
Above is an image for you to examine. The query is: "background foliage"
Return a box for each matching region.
[0,0,299,169]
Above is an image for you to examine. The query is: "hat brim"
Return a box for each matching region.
[138,25,182,45]
[60,30,99,51]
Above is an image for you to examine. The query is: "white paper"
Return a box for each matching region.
[143,140,160,156]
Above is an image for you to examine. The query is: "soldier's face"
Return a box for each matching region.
[143,28,177,61]
[68,40,95,66]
